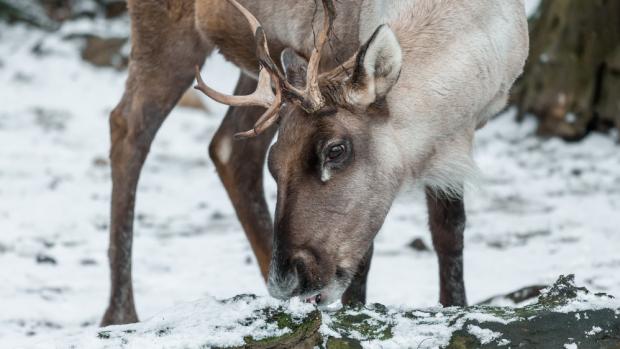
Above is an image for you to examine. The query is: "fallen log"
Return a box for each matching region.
[66,275,620,348]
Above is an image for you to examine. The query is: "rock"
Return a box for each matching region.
[34,108,70,132]
[71,276,620,349]
[92,156,109,168]
[62,33,128,69]
[78,34,128,69]
[36,253,57,265]
[80,258,97,266]
[407,237,430,252]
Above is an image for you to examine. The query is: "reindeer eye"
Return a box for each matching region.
[320,140,351,171]
[327,144,346,161]
[319,140,351,180]
[328,145,345,159]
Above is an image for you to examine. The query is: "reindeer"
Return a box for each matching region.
[102,0,529,325]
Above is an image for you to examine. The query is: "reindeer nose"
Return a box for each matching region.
[267,258,300,300]
[267,253,319,299]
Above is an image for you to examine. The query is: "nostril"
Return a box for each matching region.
[293,258,305,282]
[293,258,305,275]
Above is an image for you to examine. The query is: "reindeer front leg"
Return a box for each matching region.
[102,0,209,325]
[103,67,206,326]
[425,188,467,306]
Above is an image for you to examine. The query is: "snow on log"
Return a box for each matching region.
[64,276,620,348]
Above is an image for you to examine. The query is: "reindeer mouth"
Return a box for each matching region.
[268,262,353,307]
[305,293,322,305]
[300,288,335,307]
[300,274,351,307]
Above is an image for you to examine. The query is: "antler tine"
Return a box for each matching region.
[304,0,335,112]
[233,86,283,139]
[195,62,283,138]
[194,66,274,108]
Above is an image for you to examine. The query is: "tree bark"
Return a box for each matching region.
[513,0,620,141]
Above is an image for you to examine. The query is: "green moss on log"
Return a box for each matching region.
[446,331,481,349]
[236,310,322,349]
[328,303,393,341]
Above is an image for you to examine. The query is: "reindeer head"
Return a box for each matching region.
[196,0,403,305]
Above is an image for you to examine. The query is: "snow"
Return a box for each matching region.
[585,326,602,336]
[1,5,620,347]
[498,338,511,346]
[555,291,620,313]
[61,296,314,349]
[466,325,502,345]
[525,0,542,17]
[462,312,512,325]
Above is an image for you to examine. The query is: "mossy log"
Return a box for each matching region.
[513,0,620,140]
[83,276,619,349]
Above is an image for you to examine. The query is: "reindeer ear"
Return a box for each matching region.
[347,25,402,106]
[281,48,308,88]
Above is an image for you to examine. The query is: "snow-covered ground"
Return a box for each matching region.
[1,1,619,346]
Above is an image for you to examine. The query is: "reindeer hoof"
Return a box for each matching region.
[100,307,139,326]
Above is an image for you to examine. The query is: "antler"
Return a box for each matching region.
[194,0,335,139]
[304,0,335,112]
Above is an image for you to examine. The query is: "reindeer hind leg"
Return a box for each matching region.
[209,73,277,280]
